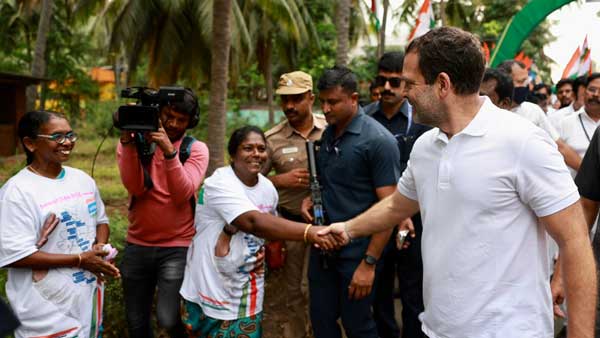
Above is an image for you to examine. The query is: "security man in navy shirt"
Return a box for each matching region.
[301,66,401,338]
[364,51,430,338]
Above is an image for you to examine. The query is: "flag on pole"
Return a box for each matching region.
[577,36,592,77]
[370,0,381,32]
[561,36,592,79]
[561,46,581,79]
[408,0,435,42]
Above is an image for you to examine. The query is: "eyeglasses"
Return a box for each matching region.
[37,132,78,144]
[374,75,403,88]
[586,86,600,95]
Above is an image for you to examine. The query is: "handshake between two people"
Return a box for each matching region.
[300,197,416,251]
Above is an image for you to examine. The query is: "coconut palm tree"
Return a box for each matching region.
[207,0,233,174]
[335,0,351,66]
[101,0,250,87]
[26,0,53,110]
[239,0,319,124]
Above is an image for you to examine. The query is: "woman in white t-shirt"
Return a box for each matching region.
[180,126,339,337]
[0,110,120,338]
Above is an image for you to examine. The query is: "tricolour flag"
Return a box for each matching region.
[577,36,592,77]
[408,0,435,42]
[561,36,592,79]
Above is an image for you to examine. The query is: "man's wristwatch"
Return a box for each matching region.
[164,148,178,160]
[363,254,377,266]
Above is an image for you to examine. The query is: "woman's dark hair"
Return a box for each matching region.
[17,110,66,164]
[227,125,266,158]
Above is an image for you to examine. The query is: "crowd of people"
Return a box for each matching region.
[1,26,600,338]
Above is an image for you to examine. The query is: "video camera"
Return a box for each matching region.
[114,86,186,131]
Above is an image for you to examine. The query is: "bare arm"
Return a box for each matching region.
[557,139,582,171]
[231,211,337,250]
[8,249,120,278]
[96,223,110,245]
[363,185,397,260]
[346,190,419,240]
[541,201,596,338]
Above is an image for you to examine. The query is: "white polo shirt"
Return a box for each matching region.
[512,101,560,141]
[398,97,579,338]
[559,109,600,177]
[549,104,576,130]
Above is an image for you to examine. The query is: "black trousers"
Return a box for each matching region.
[0,298,19,337]
[373,214,425,338]
[120,243,188,338]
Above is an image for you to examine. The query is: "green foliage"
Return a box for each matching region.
[395,0,557,81]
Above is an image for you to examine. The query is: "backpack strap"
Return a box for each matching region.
[179,135,197,165]
[179,135,198,213]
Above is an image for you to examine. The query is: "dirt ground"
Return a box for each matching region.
[260,269,404,338]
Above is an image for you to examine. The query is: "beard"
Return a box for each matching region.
[410,89,446,127]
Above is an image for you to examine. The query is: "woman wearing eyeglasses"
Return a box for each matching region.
[0,110,120,338]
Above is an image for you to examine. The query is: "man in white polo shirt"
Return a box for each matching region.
[559,73,600,177]
[319,27,596,338]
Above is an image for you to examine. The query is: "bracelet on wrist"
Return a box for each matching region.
[77,253,82,268]
[303,223,313,243]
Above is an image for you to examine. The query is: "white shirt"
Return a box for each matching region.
[549,104,577,130]
[512,101,560,140]
[0,167,108,338]
[559,109,600,177]
[179,166,278,320]
[398,98,579,338]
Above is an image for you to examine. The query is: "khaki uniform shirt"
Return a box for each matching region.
[265,114,326,215]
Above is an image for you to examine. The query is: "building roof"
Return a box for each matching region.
[0,72,48,85]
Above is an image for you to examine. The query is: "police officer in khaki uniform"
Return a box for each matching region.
[263,71,326,338]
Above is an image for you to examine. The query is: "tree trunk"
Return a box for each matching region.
[440,0,446,27]
[265,36,274,126]
[335,0,351,67]
[26,0,53,111]
[206,0,233,175]
[377,0,389,59]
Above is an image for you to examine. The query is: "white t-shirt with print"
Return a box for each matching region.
[180,166,278,320]
[398,98,578,338]
[0,167,109,338]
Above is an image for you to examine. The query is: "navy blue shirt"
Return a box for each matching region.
[317,109,401,259]
[364,100,431,172]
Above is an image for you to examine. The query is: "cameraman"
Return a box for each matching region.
[117,88,209,338]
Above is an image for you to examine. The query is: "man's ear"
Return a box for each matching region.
[437,72,451,98]
[351,92,359,106]
[308,91,315,104]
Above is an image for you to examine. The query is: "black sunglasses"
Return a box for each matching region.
[374,75,403,88]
